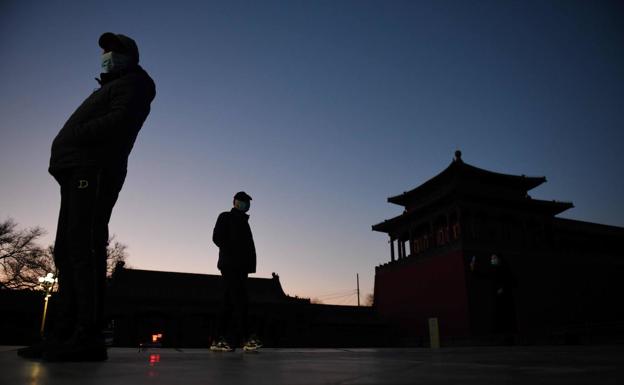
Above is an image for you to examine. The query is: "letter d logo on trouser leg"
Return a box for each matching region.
[78,180,89,189]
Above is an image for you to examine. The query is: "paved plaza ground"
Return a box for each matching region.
[1,345,622,385]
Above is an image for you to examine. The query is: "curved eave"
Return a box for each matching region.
[372,213,410,234]
[388,160,546,207]
[373,199,573,234]
[528,199,574,216]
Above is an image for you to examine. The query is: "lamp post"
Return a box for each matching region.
[38,273,57,337]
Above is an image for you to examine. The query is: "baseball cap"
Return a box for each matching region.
[98,32,140,63]
[234,191,252,201]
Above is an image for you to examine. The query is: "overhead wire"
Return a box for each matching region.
[315,289,358,299]
[317,290,357,301]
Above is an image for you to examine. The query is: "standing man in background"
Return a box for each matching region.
[211,191,262,352]
[18,32,156,361]
[470,253,517,345]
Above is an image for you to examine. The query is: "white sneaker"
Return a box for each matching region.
[210,339,234,352]
[243,338,262,352]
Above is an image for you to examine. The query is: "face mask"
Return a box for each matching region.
[101,52,131,73]
[234,200,250,212]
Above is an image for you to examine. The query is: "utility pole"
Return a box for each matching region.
[356,273,360,307]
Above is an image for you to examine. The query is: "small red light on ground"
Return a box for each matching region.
[149,354,161,366]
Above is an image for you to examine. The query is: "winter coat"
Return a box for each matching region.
[49,66,156,176]
[472,261,517,333]
[213,209,257,273]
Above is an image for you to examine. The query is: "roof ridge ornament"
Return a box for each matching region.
[454,150,462,162]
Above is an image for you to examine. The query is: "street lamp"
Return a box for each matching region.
[37,272,57,336]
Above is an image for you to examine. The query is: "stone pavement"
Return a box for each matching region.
[1,345,622,385]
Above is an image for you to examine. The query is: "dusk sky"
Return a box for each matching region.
[1,0,623,305]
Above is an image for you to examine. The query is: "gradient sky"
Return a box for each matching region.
[1,0,623,305]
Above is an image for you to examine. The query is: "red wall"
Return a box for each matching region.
[374,250,470,337]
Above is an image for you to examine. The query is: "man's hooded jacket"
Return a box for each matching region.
[213,209,257,274]
[49,34,156,175]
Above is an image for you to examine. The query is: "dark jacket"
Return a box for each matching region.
[472,261,517,298]
[49,66,156,175]
[472,259,517,333]
[213,209,257,273]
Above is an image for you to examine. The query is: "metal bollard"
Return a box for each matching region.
[428,317,440,349]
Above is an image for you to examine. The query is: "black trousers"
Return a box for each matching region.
[493,293,517,334]
[218,270,249,345]
[52,167,125,338]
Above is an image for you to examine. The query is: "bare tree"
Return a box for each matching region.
[0,218,48,290]
[105,235,129,276]
[1,218,129,290]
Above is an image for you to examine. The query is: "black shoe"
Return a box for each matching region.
[17,335,66,359]
[19,322,76,359]
[43,330,107,362]
[44,342,107,362]
[17,341,48,359]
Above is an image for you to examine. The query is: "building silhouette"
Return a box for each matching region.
[372,151,624,345]
[0,268,387,348]
[105,267,386,347]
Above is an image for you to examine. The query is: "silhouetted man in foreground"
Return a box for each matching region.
[18,33,155,361]
[211,191,262,352]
